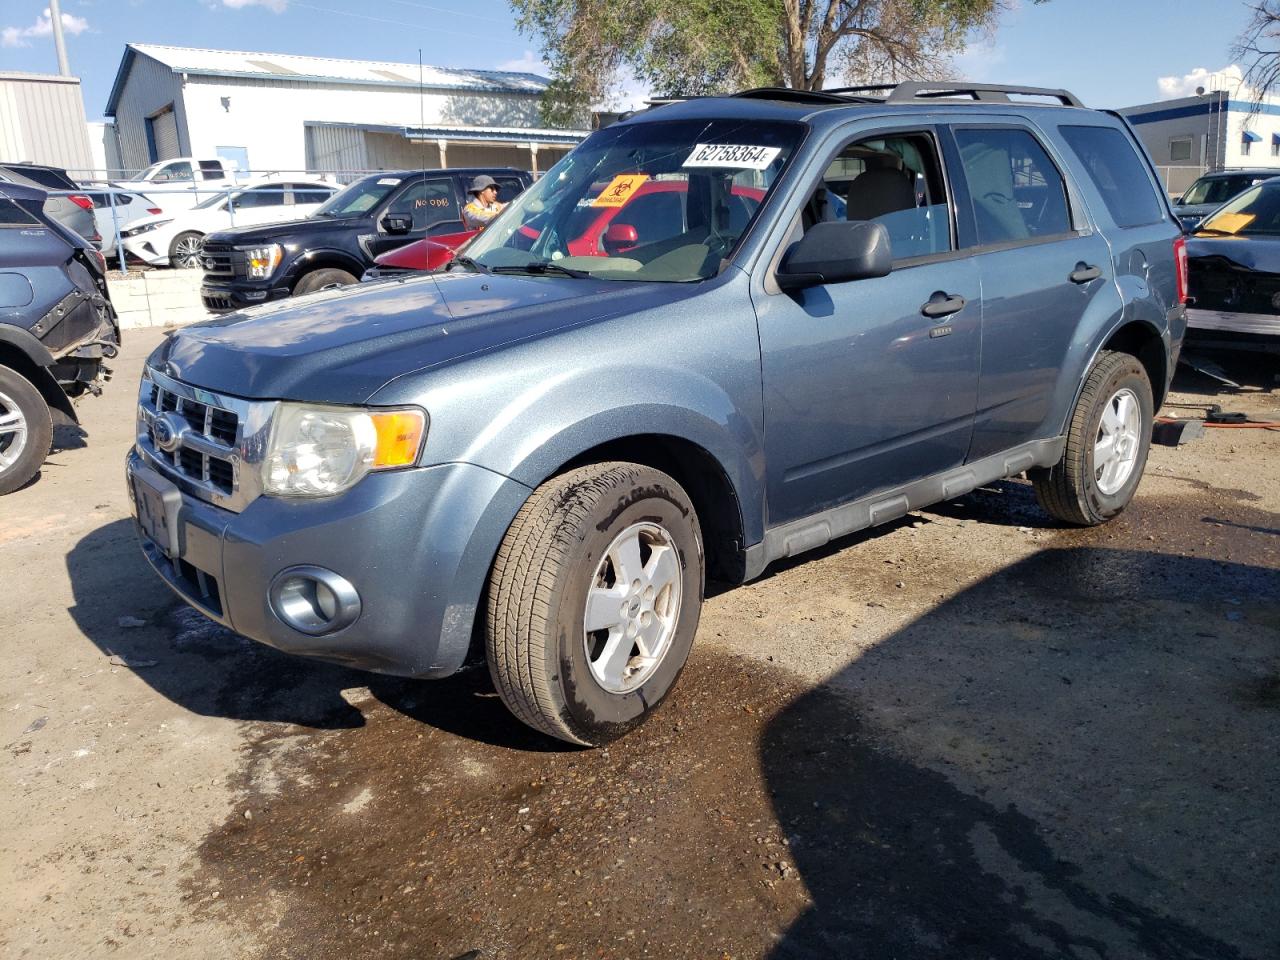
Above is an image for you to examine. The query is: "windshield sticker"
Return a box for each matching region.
[683,143,782,170]
[591,174,650,207]
[377,178,402,186]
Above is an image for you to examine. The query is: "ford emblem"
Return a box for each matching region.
[204,257,215,270]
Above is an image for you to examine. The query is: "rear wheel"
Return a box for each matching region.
[293,268,357,295]
[485,462,704,746]
[168,231,205,269]
[1032,350,1153,526]
[0,367,53,496]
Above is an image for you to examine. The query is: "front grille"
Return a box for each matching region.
[136,369,271,512]
[200,241,237,278]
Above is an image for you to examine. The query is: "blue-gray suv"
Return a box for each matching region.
[127,83,1186,745]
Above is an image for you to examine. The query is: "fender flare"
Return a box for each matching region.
[0,327,77,424]
[1063,313,1168,433]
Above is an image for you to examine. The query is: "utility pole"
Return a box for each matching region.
[48,0,71,76]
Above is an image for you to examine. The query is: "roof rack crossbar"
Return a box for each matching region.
[884,82,1083,107]
[730,86,880,105]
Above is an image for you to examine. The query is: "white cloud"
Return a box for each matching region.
[219,0,288,11]
[1156,64,1246,100]
[497,50,549,76]
[1,8,90,48]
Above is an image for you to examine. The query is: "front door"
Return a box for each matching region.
[367,176,462,259]
[756,126,981,526]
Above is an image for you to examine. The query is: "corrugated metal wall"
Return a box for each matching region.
[305,123,371,175]
[0,74,93,172]
[112,53,186,174]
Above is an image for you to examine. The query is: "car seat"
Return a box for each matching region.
[844,156,916,221]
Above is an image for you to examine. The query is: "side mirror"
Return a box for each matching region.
[776,220,892,290]
[381,212,413,235]
[603,222,638,250]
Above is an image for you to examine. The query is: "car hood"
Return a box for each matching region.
[151,271,690,402]
[1186,234,1280,273]
[1176,203,1219,220]
[205,214,349,246]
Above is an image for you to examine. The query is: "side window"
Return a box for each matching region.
[291,184,332,204]
[393,178,459,232]
[233,186,287,209]
[612,190,685,246]
[1059,126,1164,228]
[953,127,1072,245]
[0,199,39,226]
[495,177,525,203]
[813,131,952,261]
[155,162,194,182]
[199,160,226,180]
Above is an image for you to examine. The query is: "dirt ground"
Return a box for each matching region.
[2,329,1277,960]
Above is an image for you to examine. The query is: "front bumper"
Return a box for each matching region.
[120,235,169,267]
[200,281,291,313]
[126,448,532,678]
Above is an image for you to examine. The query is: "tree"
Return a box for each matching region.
[1235,1,1280,103]
[514,0,1026,126]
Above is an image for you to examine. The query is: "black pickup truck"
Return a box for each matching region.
[199,167,531,313]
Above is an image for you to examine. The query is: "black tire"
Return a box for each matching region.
[0,367,53,496]
[168,231,205,269]
[1031,350,1153,526]
[485,462,704,746]
[293,268,357,295]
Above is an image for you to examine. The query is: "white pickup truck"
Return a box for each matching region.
[113,157,240,211]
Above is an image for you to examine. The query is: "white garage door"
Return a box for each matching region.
[151,108,179,161]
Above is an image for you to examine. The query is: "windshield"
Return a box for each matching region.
[463,118,804,282]
[1182,174,1270,206]
[1198,183,1280,236]
[314,176,403,217]
[194,191,228,210]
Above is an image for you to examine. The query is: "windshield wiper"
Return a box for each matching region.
[491,260,592,279]
[446,255,491,274]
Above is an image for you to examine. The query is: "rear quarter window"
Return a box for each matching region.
[1059,125,1164,228]
[0,198,40,226]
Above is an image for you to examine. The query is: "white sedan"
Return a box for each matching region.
[120,178,337,268]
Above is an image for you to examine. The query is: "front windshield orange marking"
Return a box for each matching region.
[591,174,650,208]
[1201,212,1256,235]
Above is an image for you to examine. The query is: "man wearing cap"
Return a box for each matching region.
[462,175,507,230]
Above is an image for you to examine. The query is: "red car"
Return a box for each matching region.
[366,178,765,275]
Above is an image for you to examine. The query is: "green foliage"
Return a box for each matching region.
[513,0,1035,125]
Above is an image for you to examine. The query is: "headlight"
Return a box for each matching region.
[241,243,282,279]
[122,219,171,238]
[262,403,427,498]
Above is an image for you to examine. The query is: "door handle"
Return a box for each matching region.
[1069,262,1102,284]
[921,291,966,318]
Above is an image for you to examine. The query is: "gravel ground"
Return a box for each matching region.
[1,329,1277,960]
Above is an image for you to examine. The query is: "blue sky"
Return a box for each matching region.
[0,0,1252,122]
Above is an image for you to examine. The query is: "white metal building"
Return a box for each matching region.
[0,71,94,172]
[104,44,588,178]
[1118,90,1280,195]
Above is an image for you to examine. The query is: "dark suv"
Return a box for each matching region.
[1,183,117,494]
[130,83,1184,744]
[198,168,531,312]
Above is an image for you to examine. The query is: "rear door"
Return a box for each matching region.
[756,124,981,525]
[944,121,1116,460]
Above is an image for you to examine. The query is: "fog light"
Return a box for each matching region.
[268,566,361,636]
[244,291,268,301]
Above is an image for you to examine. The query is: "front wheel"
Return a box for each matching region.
[485,462,704,746]
[168,231,204,269]
[1031,350,1153,526]
[293,268,357,296]
[0,367,53,496]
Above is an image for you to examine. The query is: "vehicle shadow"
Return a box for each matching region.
[760,545,1280,959]
[64,518,553,747]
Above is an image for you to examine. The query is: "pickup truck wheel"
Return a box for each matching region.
[485,462,704,746]
[294,268,357,295]
[1031,350,1153,526]
[168,231,205,269]
[0,368,53,496]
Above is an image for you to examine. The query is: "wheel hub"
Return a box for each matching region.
[0,390,29,472]
[1094,386,1142,496]
[583,521,682,694]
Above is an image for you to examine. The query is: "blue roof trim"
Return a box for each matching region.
[403,127,586,144]
[104,45,139,117]
[1124,98,1280,125]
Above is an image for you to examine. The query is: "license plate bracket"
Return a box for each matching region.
[130,463,183,559]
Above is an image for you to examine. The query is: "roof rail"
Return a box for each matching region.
[731,87,879,105]
[884,82,1084,107]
